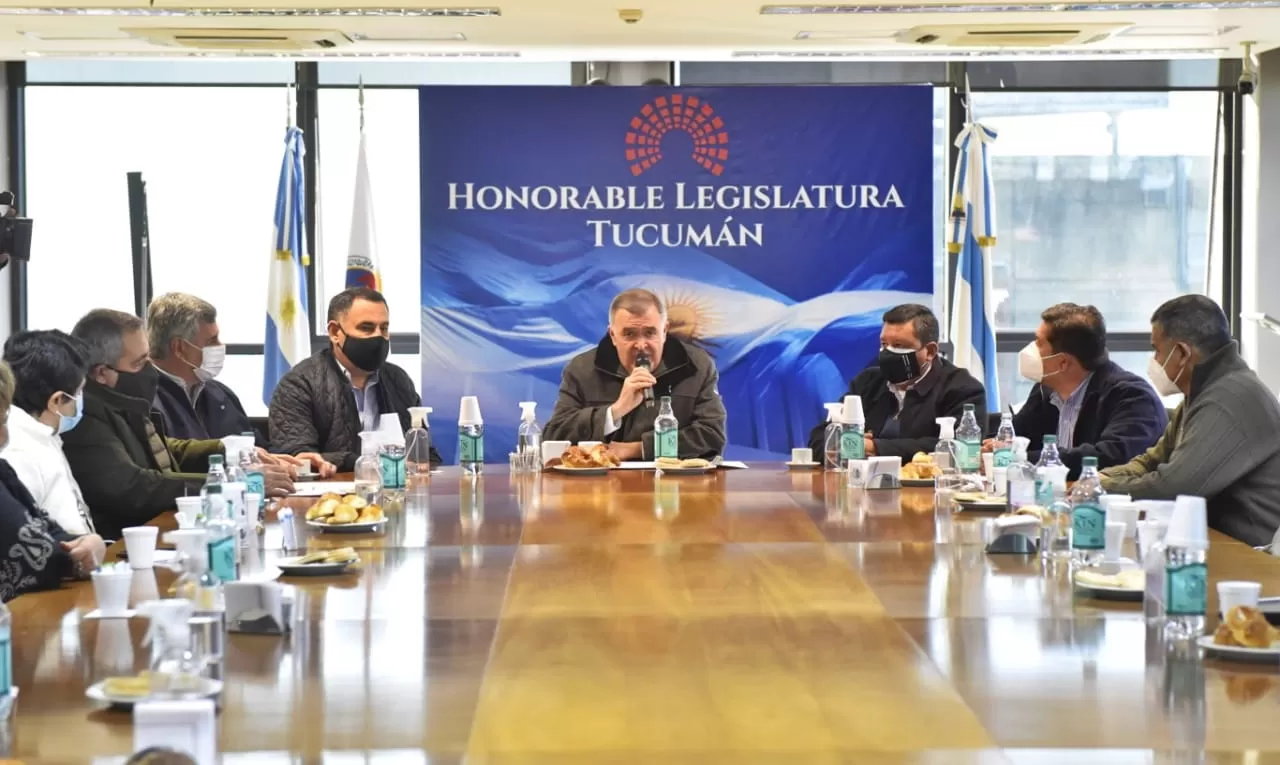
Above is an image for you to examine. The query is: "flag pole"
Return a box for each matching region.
[285,83,295,128]
[358,75,365,134]
[963,73,973,126]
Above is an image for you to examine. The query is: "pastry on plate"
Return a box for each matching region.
[1217,606,1280,648]
[103,673,152,698]
[328,503,359,524]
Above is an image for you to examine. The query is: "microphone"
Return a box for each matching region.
[635,352,655,408]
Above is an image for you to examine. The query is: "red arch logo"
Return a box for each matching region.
[624,94,730,177]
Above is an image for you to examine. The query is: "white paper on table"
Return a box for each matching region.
[290,481,356,496]
[616,460,749,470]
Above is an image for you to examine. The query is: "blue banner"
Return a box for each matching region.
[420,86,933,462]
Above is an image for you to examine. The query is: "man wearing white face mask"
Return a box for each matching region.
[984,303,1166,478]
[147,293,258,444]
[1102,295,1280,547]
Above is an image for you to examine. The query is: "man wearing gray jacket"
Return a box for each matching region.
[1102,295,1280,547]
[545,288,727,460]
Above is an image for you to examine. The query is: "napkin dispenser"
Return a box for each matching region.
[847,457,902,490]
[986,514,1040,555]
[224,581,291,635]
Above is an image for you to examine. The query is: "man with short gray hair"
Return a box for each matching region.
[1102,295,1280,547]
[62,308,298,539]
[544,288,726,459]
[147,292,257,443]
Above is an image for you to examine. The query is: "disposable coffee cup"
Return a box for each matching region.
[459,395,483,426]
[791,447,815,464]
[1103,521,1126,563]
[992,467,1008,496]
[981,452,995,477]
[841,395,864,427]
[91,567,133,615]
[1138,500,1177,525]
[1107,502,1141,540]
[1136,520,1168,563]
[1165,495,1209,550]
[175,497,202,529]
[1218,581,1262,614]
[121,526,159,569]
[541,441,570,465]
[378,413,405,447]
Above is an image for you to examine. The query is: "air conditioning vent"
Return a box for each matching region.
[896,23,1130,47]
[123,27,352,50]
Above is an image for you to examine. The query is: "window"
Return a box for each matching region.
[25,86,286,341]
[316,89,421,330]
[973,91,1219,333]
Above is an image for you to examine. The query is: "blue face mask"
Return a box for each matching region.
[56,393,84,435]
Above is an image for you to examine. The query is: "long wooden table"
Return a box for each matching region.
[8,466,1280,763]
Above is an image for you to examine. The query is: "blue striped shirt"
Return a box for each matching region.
[1050,374,1093,451]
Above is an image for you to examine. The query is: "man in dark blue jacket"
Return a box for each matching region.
[147,293,261,445]
[986,302,1167,478]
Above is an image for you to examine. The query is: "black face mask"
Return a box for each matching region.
[340,331,390,373]
[112,363,160,402]
[878,348,923,385]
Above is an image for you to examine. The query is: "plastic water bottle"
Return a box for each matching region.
[405,406,433,494]
[839,395,865,469]
[654,396,679,459]
[956,404,982,473]
[1144,534,1168,622]
[378,416,407,504]
[203,494,238,583]
[1164,495,1209,641]
[1069,456,1106,566]
[238,448,266,522]
[199,454,227,525]
[459,396,485,477]
[0,599,11,698]
[993,413,1016,468]
[1005,437,1035,512]
[517,401,542,474]
[822,403,843,471]
[934,417,957,470]
[354,432,383,506]
[1034,435,1065,505]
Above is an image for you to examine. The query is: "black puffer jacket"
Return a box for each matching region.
[267,348,441,471]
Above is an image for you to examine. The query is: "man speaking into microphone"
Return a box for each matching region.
[545,288,726,460]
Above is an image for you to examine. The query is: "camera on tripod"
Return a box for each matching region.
[0,191,33,262]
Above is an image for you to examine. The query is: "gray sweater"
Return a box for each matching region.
[1101,343,1280,547]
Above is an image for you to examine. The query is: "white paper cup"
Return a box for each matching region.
[1137,500,1177,526]
[175,497,202,529]
[121,526,158,569]
[1218,581,1262,614]
[1107,502,1141,540]
[1103,521,1127,563]
[1166,495,1209,550]
[130,568,159,603]
[459,395,483,426]
[1136,520,1168,563]
[578,441,603,451]
[91,568,133,615]
[541,441,571,464]
[981,452,995,477]
[791,447,815,464]
[992,467,1008,496]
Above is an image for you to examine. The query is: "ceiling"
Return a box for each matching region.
[0,0,1270,60]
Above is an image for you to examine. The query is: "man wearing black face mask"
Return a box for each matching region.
[269,287,441,471]
[60,310,233,540]
[806,304,987,460]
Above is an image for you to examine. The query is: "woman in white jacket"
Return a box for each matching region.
[2,330,96,536]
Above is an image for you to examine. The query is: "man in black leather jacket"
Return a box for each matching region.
[268,287,441,471]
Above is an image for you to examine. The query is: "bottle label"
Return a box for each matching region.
[380,455,406,489]
[1034,478,1053,505]
[839,429,865,460]
[1166,562,1207,616]
[1071,502,1105,549]
[956,440,981,471]
[993,447,1013,468]
[656,428,679,459]
[459,433,483,464]
[208,537,237,583]
[0,626,10,695]
[245,472,265,509]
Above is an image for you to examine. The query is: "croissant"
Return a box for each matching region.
[328,503,359,524]
[306,498,338,520]
[356,504,384,523]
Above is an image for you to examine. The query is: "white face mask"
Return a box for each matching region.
[1018,341,1062,384]
[1148,345,1185,397]
[183,341,226,383]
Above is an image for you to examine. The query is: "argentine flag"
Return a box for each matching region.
[947,121,1000,414]
[263,125,311,405]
